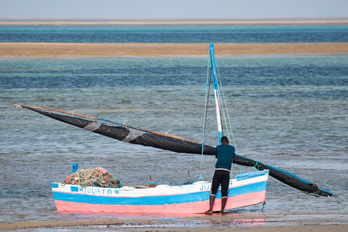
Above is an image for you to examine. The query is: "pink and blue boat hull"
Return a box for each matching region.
[51,170,269,214]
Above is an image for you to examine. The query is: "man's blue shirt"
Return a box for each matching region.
[215,144,235,171]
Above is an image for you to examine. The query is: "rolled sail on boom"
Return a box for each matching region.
[14,105,335,198]
[15,105,216,155]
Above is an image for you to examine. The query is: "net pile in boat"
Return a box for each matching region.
[65,167,122,188]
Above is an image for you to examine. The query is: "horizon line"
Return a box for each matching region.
[1,17,348,26]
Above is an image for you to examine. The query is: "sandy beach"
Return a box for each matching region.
[0,212,347,231]
[1,43,348,57]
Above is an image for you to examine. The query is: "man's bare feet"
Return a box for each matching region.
[205,210,213,214]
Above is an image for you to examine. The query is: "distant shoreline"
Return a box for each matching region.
[0,17,348,26]
[0,43,347,57]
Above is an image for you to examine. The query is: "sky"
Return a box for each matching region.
[0,0,347,19]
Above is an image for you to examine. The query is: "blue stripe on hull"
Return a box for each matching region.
[53,181,267,206]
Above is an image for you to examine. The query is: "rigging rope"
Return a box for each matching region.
[200,52,212,179]
[213,54,237,176]
[13,104,96,119]
[335,195,341,212]
[215,63,237,149]
[214,58,236,177]
[201,47,238,178]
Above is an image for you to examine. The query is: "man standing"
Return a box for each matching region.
[205,136,235,214]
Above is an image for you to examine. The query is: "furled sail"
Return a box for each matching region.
[15,104,335,198]
[14,105,216,155]
[233,155,334,197]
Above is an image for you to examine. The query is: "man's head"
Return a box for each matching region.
[221,136,229,145]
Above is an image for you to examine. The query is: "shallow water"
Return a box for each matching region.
[0,54,347,225]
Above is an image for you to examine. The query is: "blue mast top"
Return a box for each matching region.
[209,43,223,144]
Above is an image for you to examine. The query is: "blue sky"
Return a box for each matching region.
[0,0,347,19]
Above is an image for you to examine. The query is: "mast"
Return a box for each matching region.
[209,43,223,144]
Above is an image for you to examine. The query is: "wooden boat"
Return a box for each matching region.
[51,170,269,213]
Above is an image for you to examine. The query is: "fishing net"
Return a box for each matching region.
[65,167,122,188]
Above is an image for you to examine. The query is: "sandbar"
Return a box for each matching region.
[0,43,347,57]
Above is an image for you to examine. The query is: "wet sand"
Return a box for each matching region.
[1,43,348,57]
[1,213,347,231]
